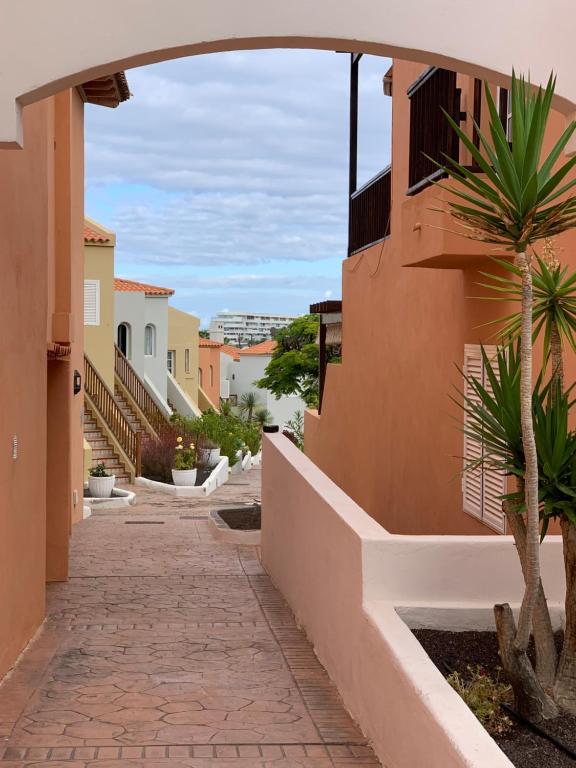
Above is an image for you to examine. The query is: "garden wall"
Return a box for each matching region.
[262,433,565,768]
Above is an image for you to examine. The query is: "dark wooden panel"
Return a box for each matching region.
[348,166,391,255]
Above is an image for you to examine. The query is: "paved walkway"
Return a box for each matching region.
[0,470,381,767]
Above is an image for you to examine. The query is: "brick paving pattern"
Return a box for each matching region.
[0,471,381,766]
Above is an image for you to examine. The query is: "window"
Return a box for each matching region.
[185,349,190,373]
[198,367,203,387]
[144,324,156,357]
[84,280,100,326]
[210,365,214,387]
[117,322,131,358]
[407,67,461,195]
[167,350,175,375]
[498,87,513,142]
[462,345,507,533]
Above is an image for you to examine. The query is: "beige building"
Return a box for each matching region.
[168,306,201,415]
[83,219,115,389]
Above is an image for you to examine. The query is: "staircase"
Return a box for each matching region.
[114,386,147,435]
[84,405,131,483]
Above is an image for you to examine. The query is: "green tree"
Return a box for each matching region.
[239,391,260,421]
[199,329,210,339]
[256,315,320,407]
[442,72,576,719]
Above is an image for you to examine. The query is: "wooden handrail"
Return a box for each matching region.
[115,344,170,436]
[84,354,141,476]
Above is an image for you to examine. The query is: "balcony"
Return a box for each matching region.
[348,166,391,255]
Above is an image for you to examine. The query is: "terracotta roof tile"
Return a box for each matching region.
[238,340,277,355]
[84,224,111,244]
[114,278,174,296]
[220,344,241,361]
[199,339,223,348]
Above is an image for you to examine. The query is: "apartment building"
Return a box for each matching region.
[209,310,298,346]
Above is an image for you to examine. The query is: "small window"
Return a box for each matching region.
[145,324,156,357]
[185,349,190,373]
[210,365,214,386]
[117,322,131,358]
[84,280,100,326]
[167,350,175,375]
[462,344,507,533]
[199,367,203,387]
[498,87,513,142]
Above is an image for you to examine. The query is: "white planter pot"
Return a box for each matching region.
[199,447,221,468]
[231,449,243,474]
[88,474,115,498]
[172,468,197,486]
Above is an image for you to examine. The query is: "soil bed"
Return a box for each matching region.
[218,505,261,530]
[414,629,576,767]
[145,468,212,487]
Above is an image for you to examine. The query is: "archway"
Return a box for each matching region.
[2,0,576,147]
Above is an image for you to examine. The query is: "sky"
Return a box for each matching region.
[85,50,392,328]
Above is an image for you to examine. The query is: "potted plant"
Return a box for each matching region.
[198,436,221,468]
[171,436,197,486]
[88,463,115,498]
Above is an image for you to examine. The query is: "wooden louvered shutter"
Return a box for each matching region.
[84,279,100,326]
[462,345,507,533]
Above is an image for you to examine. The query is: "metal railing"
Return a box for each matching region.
[348,166,391,255]
[115,344,170,436]
[84,354,141,476]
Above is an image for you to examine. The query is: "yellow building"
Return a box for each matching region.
[83,219,115,389]
[168,306,201,414]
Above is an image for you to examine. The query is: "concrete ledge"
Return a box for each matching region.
[208,508,261,545]
[136,456,229,497]
[83,487,136,510]
[241,451,252,471]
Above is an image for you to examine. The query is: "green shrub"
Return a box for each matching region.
[447,666,512,736]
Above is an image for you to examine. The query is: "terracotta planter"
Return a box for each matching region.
[88,474,115,498]
[199,447,221,468]
[171,468,197,486]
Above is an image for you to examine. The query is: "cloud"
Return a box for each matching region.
[85,49,391,313]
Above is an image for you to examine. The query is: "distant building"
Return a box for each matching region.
[209,310,298,346]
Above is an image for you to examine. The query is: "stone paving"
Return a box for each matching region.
[0,470,381,767]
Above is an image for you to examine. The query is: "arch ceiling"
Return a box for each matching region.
[1,0,575,147]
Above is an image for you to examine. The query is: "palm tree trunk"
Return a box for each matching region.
[513,251,541,651]
[504,498,557,688]
[553,518,576,713]
[494,252,558,720]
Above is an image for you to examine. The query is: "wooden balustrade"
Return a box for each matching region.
[84,354,141,476]
[115,344,170,436]
[348,166,391,255]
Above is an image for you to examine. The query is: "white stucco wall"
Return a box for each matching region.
[2,1,576,148]
[229,354,306,427]
[115,291,169,400]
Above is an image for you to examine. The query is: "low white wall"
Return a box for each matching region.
[261,434,565,768]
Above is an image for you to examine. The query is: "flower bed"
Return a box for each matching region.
[83,485,136,510]
[209,504,261,545]
[136,455,229,497]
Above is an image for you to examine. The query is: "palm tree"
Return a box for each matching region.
[239,391,259,421]
[440,72,576,719]
[254,408,272,427]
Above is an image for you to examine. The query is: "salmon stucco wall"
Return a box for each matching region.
[0,100,53,679]
[306,60,576,536]
[199,344,221,410]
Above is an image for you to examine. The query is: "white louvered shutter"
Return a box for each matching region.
[84,280,100,326]
[463,345,507,533]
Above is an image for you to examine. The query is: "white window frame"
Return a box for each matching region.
[84,279,100,326]
[462,344,507,533]
[185,348,190,373]
[167,350,175,375]
[144,324,156,357]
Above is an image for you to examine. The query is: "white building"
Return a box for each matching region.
[114,278,173,409]
[223,340,307,428]
[209,310,298,347]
